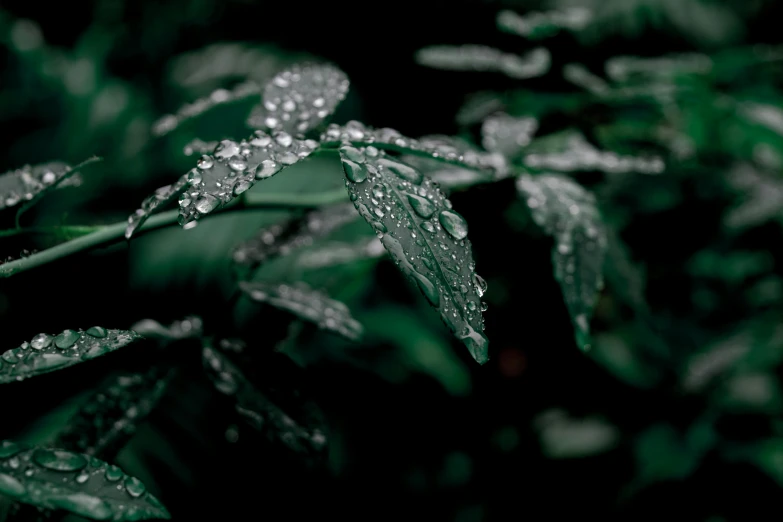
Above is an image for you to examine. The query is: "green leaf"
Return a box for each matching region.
[151,81,261,137]
[201,341,327,458]
[497,8,593,40]
[54,368,173,459]
[0,440,169,521]
[126,132,319,237]
[0,328,143,383]
[231,202,359,268]
[246,63,349,136]
[239,281,363,341]
[293,237,385,270]
[337,145,489,364]
[516,174,607,350]
[321,121,508,178]
[414,45,551,80]
[129,316,204,344]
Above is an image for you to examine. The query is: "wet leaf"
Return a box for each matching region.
[337,145,489,364]
[54,368,173,459]
[0,440,169,521]
[126,132,319,237]
[239,281,363,341]
[0,158,98,214]
[481,113,538,160]
[232,202,359,268]
[321,120,508,178]
[516,174,607,350]
[201,341,327,458]
[247,63,349,136]
[0,328,143,383]
[415,45,551,80]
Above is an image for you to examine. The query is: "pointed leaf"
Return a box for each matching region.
[0,440,169,521]
[247,63,349,136]
[54,368,173,459]
[321,120,508,178]
[0,328,143,383]
[239,281,362,341]
[201,342,327,458]
[337,145,489,363]
[152,81,261,137]
[516,174,607,350]
[125,131,319,237]
[232,202,359,267]
[415,45,551,79]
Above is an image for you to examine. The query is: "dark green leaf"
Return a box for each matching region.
[516,174,607,350]
[246,63,349,136]
[0,328,143,383]
[337,145,489,363]
[54,368,173,459]
[0,440,169,521]
[239,280,363,341]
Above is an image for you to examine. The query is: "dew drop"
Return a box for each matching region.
[228,158,247,171]
[187,170,202,185]
[378,158,423,184]
[473,273,488,297]
[54,329,80,350]
[343,159,367,183]
[124,476,146,498]
[195,195,220,214]
[32,449,87,471]
[214,140,240,159]
[420,222,436,233]
[255,159,280,180]
[104,466,123,482]
[406,194,437,218]
[86,326,108,338]
[30,333,52,350]
[439,210,469,240]
[196,156,213,170]
[0,441,23,459]
[233,180,252,196]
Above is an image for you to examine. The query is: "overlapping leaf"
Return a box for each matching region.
[246,63,349,136]
[337,145,490,363]
[0,328,143,383]
[516,174,607,350]
[54,368,173,459]
[232,203,359,267]
[239,281,362,341]
[0,440,169,521]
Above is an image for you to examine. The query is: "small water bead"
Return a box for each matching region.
[196,156,213,170]
[282,99,297,112]
[32,449,87,472]
[340,145,365,163]
[438,210,469,240]
[178,192,192,207]
[228,158,247,172]
[473,273,488,297]
[275,132,293,147]
[187,170,202,185]
[255,159,280,180]
[406,194,437,219]
[124,476,146,498]
[54,329,80,349]
[420,222,436,233]
[343,159,367,183]
[104,465,123,482]
[30,333,52,350]
[467,301,478,311]
[233,180,252,196]
[86,326,108,338]
[214,140,240,159]
[195,195,220,214]
[75,471,90,484]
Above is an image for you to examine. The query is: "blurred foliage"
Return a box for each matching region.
[1,0,783,520]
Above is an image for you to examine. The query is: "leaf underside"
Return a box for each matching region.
[0,441,169,521]
[239,281,363,341]
[336,144,490,364]
[516,174,607,350]
[0,328,143,384]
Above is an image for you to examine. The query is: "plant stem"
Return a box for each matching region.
[0,188,349,279]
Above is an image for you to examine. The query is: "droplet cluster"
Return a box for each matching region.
[239,281,363,342]
[415,45,551,80]
[336,144,490,363]
[247,63,349,136]
[0,440,169,521]
[0,328,142,383]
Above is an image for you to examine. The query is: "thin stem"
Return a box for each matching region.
[0,188,349,279]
